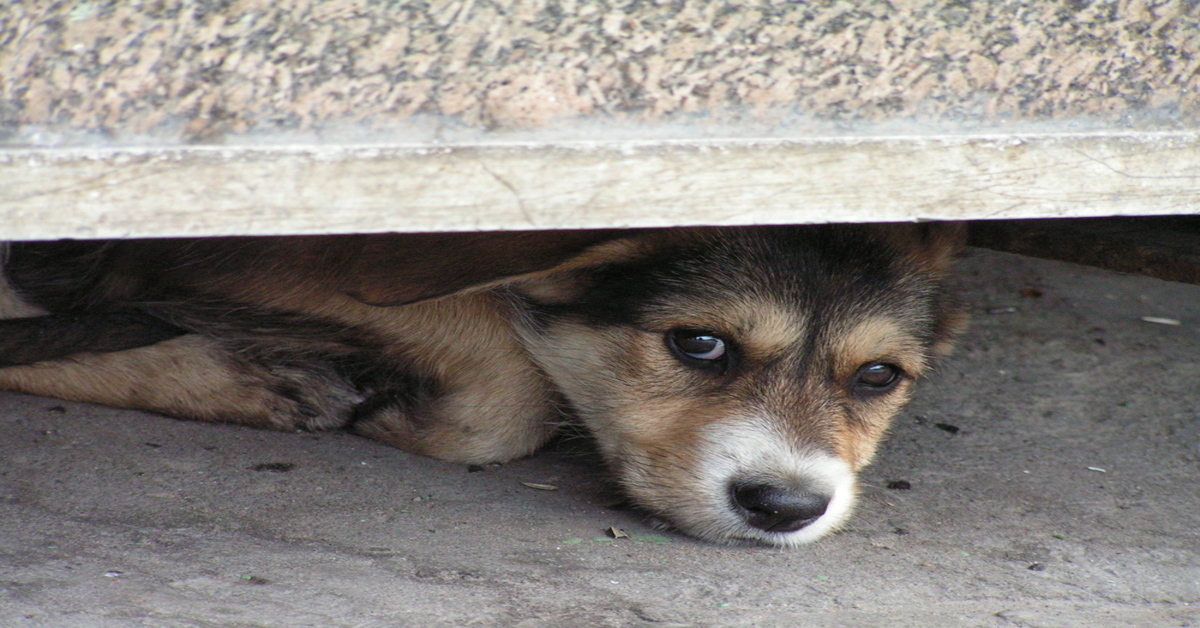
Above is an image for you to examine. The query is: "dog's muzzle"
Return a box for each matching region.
[681,419,856,546]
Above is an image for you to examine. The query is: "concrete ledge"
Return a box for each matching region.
[3,130,1198,240]
[4,2,1197,239]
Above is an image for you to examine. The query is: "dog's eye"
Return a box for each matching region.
[666,330,730,370]
[676,334,725,360]
[853,362,902,393]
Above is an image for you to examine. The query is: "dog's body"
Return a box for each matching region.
[0,225,964,546]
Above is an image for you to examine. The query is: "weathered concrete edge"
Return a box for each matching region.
[1,131,1197,240]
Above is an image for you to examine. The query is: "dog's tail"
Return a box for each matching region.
[1,243,186,366]
[0,310,186,367]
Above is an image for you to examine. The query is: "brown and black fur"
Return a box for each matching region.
[0,224,964,546]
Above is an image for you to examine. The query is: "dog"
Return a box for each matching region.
[0,224,964,546]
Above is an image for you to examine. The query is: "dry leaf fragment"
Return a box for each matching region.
[607,526,630,539]
[521,482,559,491]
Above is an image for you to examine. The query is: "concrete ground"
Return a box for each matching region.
[2,247,1198,628]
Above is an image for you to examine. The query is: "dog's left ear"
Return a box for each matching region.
[896,222,969,357]
[877,221,968,276]
[339,229,637,306]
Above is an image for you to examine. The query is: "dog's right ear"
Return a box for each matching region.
[336,229,641,307]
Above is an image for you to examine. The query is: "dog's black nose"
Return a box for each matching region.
[730,482,830,533]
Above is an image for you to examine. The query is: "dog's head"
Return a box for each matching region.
[509,224,965,546]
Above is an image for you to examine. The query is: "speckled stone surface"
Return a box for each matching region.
[2,0,1198,144]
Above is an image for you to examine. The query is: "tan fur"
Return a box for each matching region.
[822,315,928,467]
[0,270,45,319]
[831,316,929,381]
[0,335,353,428]
[0,224,966,546]
[348,294,561,464]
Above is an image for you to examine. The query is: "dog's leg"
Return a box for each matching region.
[0,334,363,431]
[351,367,561,465]
[347,295,562,465]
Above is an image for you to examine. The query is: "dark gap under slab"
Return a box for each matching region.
[969,216,1200,286]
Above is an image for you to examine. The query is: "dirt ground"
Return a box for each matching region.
[1,246,1198,628]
